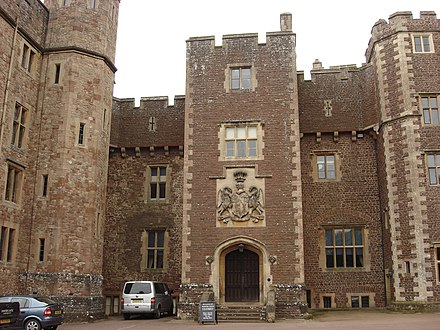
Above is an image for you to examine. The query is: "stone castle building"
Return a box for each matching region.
[1,0,440,321]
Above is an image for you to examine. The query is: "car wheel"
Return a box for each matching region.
[123,313,130,320]
[154,306,161,319]
[25,319,41,330]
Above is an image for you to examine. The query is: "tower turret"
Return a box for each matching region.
[26,0,120,320]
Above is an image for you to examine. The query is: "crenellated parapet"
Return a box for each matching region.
[298,60,378,133]
[111,95,185,148]
[365,11,439,63]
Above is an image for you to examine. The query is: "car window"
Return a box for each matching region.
[154,283,165,294]
[124,283,152,294]
[11,298,29,308]
[34,297,54,305]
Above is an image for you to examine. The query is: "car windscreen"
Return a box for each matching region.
[124,283,152,294]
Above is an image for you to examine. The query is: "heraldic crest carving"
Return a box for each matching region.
[217,170,265,223]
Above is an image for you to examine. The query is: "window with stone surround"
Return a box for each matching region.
[0,226,16,264]
[4,162,24,204]
[311,151,340,182]
[10,103,28,149]
[231,67,251,90]
[319,293,335,309]
[148,166,169,201]
[412,34,434,53]
[219,122,263,161]
[225,64,256,92]
[351,295,369,308]
[420,95,439,125]
[141,229,169,271]
[325,227,364,269]
[20,43,36,74]
[427,153,440,185]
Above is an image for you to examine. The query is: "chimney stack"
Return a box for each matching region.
[280,13,292,32]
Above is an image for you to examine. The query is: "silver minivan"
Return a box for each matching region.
[121,281,173,320]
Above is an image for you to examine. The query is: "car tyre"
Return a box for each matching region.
[154,306,161,319]
[25,319,41,330]
[123,313,130,320]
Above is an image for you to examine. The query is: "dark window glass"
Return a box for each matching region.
[361,296,369,308]
[159,183,166,198]
[124,282,152,294]
[78,123,85,145]
[351,296,360,308]
[323,296,332,308]
[326,249,334,268]
[55,64,61,84]
[39,238,45,262]
[346,248,354,267]
[6,229,14,262]
[356,248,364,267]
[42,175,48,197]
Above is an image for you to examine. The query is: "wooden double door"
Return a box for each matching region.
[225,248,260,302]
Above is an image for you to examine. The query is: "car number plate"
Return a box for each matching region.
[55,310,62,315]
[0,319,11,324]
[131,299,142,303]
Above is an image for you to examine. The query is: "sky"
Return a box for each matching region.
[113,0,440,104]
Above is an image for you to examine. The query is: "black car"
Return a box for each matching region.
[0,297,63,330]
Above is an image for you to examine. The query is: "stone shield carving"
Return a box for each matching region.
[217,170,265,223]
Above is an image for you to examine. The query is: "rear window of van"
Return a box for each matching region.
[124,283,152,294]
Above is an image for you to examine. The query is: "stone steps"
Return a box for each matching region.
[216,305,265,322]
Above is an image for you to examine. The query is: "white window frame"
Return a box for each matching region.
[412,34,434,53]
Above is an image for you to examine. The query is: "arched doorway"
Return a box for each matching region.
[225,246,259,302]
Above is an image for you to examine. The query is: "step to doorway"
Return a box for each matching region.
[216,305,265,322]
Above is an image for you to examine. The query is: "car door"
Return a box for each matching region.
[11,298,30,327]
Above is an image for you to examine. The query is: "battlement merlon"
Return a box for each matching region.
[365,10,439,63]
[186,13,294,48]
[113,95,185,110]
[298,59,369,82]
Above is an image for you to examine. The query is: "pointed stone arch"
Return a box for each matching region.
[209,236,272,304]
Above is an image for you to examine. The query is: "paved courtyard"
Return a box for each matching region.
[60,310,440,330]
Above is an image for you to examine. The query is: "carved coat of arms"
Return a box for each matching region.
[217,171,264,223]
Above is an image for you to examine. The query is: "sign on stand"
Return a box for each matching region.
[199,301,217,325]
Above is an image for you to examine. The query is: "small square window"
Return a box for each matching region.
[323,296,332,308]
[413,35,433,53]
[316,154,336,180]
[231,67,252,90]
